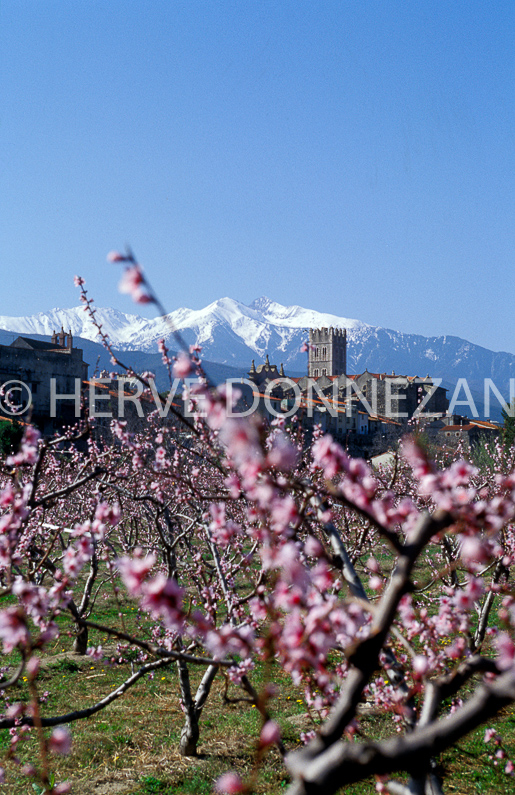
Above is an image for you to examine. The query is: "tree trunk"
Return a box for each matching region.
[179,710,200,756]
[177,661,219,756]
[73,622,88,655]
[177,658,200,756]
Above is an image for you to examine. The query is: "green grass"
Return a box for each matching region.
[1,637,514,795]
[1,551,514,794]
[139,777,173,794]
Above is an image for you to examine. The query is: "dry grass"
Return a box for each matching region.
[4,641,514,795]
[1,560,514,793]
[1,643,305,794]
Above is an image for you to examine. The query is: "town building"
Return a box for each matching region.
[308,327,346,378]
[0,330,88,432]
[243,326,450,454]
[349,371,449,418]
[420,415,501,449]
[248,356,285,388]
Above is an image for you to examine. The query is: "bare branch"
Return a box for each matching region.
[286,668,515,794]
[0,657,173,729]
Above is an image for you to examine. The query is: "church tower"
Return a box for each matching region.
[308,327,347,378]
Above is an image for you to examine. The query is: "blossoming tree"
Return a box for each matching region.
[0,253,514,794]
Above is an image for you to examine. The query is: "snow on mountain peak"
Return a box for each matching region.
[247,297,366,332]
[0,297,370,359]
[3,298,514,398]
[249,296,273,312]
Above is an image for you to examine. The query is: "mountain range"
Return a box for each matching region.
[0,297,514,418]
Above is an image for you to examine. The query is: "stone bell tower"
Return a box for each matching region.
[308,327,347,378]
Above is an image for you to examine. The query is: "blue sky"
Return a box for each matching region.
[1,1,514,352]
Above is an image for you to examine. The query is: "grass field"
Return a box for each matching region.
[2,594,514,795]
[1,534,514,794]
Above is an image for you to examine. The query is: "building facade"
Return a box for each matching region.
[248,356,285,388]
[350,371,449,418]
[0,330,88,432]
[308,327,346,378]
[244,327,450,454]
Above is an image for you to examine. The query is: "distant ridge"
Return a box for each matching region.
[0,329,244,392]
[1,299,515,402]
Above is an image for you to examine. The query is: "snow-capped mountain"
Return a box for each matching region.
[0,298,365,367]
[1,298,515,394]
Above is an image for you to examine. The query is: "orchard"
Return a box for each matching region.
[0,253,514,794]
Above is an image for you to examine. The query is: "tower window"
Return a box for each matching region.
[322,347,327,359]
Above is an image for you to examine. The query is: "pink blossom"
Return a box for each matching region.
[215,383,241,417]
[304,535,323,558]
[95,501,121,525]
[87,645,103,661]
[446,637,467,659]
[464,576,484,602]
[215,772,245,794]
[0,608,29,652]
[7,426,41,466]
[442,460,478,488]
[266,432,299,472]
[73,275,85,286]
[453,577,484,610]
[412,655,430,677]
[25,425,41,446]
[107,250,129,262]
[227,658,255,684]
[484,727,498,743]
[312,435,348,479]
[270,495,298,534]
[118,265,151,304]
[205,623,254,660]
[49,727,72,755]
[219,417,263,468]
[460,535,490,565]
[154,446,168,470]
[132,451,144,469]
[62,535,93,579]
[368,576,383,592]
[495,632,515,670]
[210,514,241,549]
[172,353,193,379]
[26,656,40,678]
[260,720,281,746]
[224,473,241,499]
[311,560,334,591]
[140,573,184,630]
[0,483,15,507]
[367,556,380,573]
[401,437,432,474]
[6,702,25,718]
[117,553,156,595]
[269,543,308,591]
